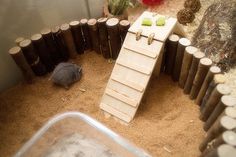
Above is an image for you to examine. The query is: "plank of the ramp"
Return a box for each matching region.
[102,94,137,116]
[107,80,143,106]
[117,47,157,75]
[111,74,144,92]
[105,88,138,107]
[111,64,149,87]
[100,103,132,122]
[123,33,163,59]
[128,11,177,42]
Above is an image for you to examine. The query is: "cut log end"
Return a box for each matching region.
[15,37,25,45]
[51,26,60,33]
[210,66,221,74]
[179,38,191,46]
[69,21,80,26]
[221,95,236,107]
[218,144,236,157]
[60,23,70,31]
[222,131,236,146]
[193,51,205,59]
[168,34,180,42]
[97,17,108,23]
[220,116,236,130]
[186,46,198,54]
[80,18,88,24]
[216,84,231,95]
[40,28,51,35]
[19,39,31,48]
[9,46,21,55]
[214,74,226,84]
[88,18,97,26]
[225,107,236,119]
[31,34,42,41]
[200,58,213,66]
[119,20,130,26]
[106,18,119,27]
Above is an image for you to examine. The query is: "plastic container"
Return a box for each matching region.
[14,112,151,157]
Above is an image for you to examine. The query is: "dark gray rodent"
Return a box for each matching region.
[50,62,82,89]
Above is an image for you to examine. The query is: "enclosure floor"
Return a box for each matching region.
[0,51,204,157]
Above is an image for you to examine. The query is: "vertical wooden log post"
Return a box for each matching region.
[69,21,84,54]
[19,39,47,76]
[201,74,226,111]
[119,20,130,43]
[172,38,191,81]
[189,58,213,99]
[199,116,236,152]
[200,84,231,121]
[184,51,205,94]
[179,46,198,88]
[201,131,236,157]
[97,17,110,58]
[106,18,121,60]
[204,98,236,131]
[165,34,180,75]
[196,66,221,105]
[88,19,101,54]
[51,26,69,61]
[31,34,54,72]
[15,37,24,46]
[60,24,78,59]
[41,28,60,65]
[80,18,92,50]
[201,144,236,157]
[9,46,34,83]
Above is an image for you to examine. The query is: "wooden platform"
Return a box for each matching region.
[100,11,179,123]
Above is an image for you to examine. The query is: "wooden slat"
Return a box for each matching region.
[117,59,151,75]
[105,88,138,107]
[100,103,132,123]
[123,43,157,58]
[111,74,144,92]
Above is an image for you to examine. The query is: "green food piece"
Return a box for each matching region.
[156,17,165,26]
[142,18,152,26]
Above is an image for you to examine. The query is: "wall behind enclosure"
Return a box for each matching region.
[0,0,103,92]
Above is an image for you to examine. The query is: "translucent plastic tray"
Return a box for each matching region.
[14,112,151,157]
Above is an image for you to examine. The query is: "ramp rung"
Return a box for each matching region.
[111,75,144,92]
[123,43,157,59]
[100,103,132,123]
[105,88,138,107]
[117,60,151,75]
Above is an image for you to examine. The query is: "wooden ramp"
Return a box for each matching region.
[100,11,179,123]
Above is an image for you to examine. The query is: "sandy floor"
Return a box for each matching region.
[0,51,204,157]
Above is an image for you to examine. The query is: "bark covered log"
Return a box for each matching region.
[51,26,69,61]
[106,18,121,60]
[97,17,110,58]
[179,46,198,88]
[184,51,205,94]
[60,24,78,59]
[165,34,180,75]
[9,46,34,83]
[204,97,236,131]
[69,21,84,54]
[173,38,191,81]
[80,18,92,50]
[200,84,231,122]
[189,57,212,99]
[31,34,54,72]
[196,66,221,105]
[119,20,130,43]
[88,19,101,54]
[19,39,47,76]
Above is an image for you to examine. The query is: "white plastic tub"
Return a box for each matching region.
[14,112,151,157]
